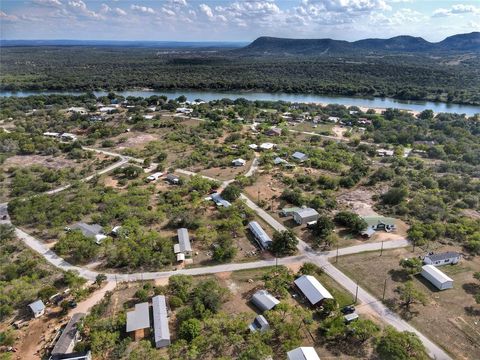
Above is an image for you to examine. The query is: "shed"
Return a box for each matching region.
[251,290,280,312]
[266,127,282,136]
[292,208,319,225]
[51,313,85,355]
[28,299,45,318]
[294,275,333,306]
[292,151,308,162]
[260,142,275,151]
[421,265,453,290]
[165,174,180,185]
[248,221,273,250]
[174,228,192,259]
[273,157,287,165]
[248,315,270,332]
[126,302,151,340]
[344,312,359,323]
[423,252,461,266]
[287,347,321,360]
[152,295,170,348]
[232,158,246,167]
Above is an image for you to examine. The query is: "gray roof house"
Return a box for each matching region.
[152,295,171,348]
[248,221,273,250]
[174,228,192,261]
[50,352,92,360]
[211,192,232,208]
[51,313,85,355]
[294,275,333,306]
[423,252,461,266]
[70,223,107,244]
[28,299,45,318]
[251,290,280,312]
[248,315,270,332]
[287,347,321,360]
[292,208,319,225]
[292,151,308,162]
[126,302,151,335]
[166,174,180,185]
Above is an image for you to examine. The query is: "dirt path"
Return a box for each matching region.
[69,281,116,316]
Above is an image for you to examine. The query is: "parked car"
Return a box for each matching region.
[341,305,356,314]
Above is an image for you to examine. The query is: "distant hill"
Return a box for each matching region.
[239,32,480,55]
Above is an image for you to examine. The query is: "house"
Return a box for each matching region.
[89,115,104,122]
[249,315,270,333]
[280,207,302,217]
[70,222,107,245]
[259,142,275,151]
[287,347,321,360]
[165,174,180,185]
[358,118,372,125]
[66,107,87,115]
[174,228,192,261]
[146,172,163,182]
[361,216,396,236]
[147,106,157,112]
[249,144,258,150]
[294,275,333,306]
[251,290,279,312]
[152,295,170,348]
[111,226,122,236]
[143,115,154,120]
[60,133,77,142]
[327,116,340,123]
[176,107,193,114]
[266,127,282,137]
[421,265,453,290]
[51,313,85,355]
[50,352,92,360]
[292,151,308,162]
[423,252,461,266]
[376,149,394,157]
[292,208,319,225]
[232,158,246,167]
[99,106,117,113]
[43,132,60,138]
[126,302,151,341]
[248,221,273,250]
[210,192,231,208]
[273,157,287,165]
[28,300,45,318]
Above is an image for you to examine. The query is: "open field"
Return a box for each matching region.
[336,246,480,360]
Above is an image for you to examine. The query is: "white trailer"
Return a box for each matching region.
[421,265,453,290]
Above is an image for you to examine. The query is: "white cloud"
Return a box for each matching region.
[199,4,214,19]
[114,7,127,16]
[171,0,188,6]
[68,0,104,19]
[370,8,425,26]
[433,4,479,17]
[0,11,19,21]
[162,7,175,16]
[100,3,111,14]
[32,0,63,7]
[131,4,155,14]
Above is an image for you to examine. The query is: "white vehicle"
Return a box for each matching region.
[146,172,164,182]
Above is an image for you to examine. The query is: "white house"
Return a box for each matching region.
[376,149,394,157]
[249,144,258,150]
[43,132,60,138]
[292,208,319,225]
[287,347,320,360]
[294,275,333,306]
[146,172,164,182]
[259,142,275,151]
[143,115,154,120]
[60,133,77,141]
[99,106,117,113]
[421,265,453,290]
[423,252,461,266]
[327,116,340,123]
[248,221,272,250]
[232,158,246,167]
[292,151,308,162]
[28,300,45,318]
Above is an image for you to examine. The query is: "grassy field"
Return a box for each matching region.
[336,246,480,360]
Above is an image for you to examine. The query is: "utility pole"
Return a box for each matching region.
[380,240,384,256]
[382,278,387,301]
[355,281,359,303]
[275,256,278,268]
[257,189,260,204]
[335,243,339,263]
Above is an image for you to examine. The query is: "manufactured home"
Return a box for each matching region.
[423,252,461,266]
[287,347,320,360]
[248,221,272,250]
[421,265,453,290]
[152,295,170,348]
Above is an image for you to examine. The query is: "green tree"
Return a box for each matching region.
[349,319,379,343]
[271,230,298,256]
[311,215,335,244]
[128,340,164,360]
[376,326,428,360]
[179,318,201,341]
[334,211,368,234]
[396,281,427,310]
[399,258,423,275]
[221,184,241,202]
[263,266,294,298]
[95,273,107,286]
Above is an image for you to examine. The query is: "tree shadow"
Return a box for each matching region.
[464,306,480,316]
[317,336,369,358]
[388,269,411,283]
[462,282,480,295]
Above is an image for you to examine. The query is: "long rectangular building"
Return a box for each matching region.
[421,265,453,290]
[294,275,333,306]
[152,295,171,348]
[248,221,272,249]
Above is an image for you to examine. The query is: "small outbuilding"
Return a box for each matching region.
[292,208,319,225]
[421,265,453,290]
[248,221,273,250]
[146,172,163,182]
[423,252,461,267]
[292,151,308,162]
[126,302,151,341]
[249,315,270,333]
[28,299,45,318]
[232,158,246,167]
[294,275,333,306]
[287,346,321,360]
[266,127,282,136]
[51,313,85,355]
[210,192,232,208]
[165,174,180,185]
[174,228,192,261]
[251,290,280,312]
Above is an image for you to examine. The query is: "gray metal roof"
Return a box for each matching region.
[176,228,192,253]
[51,313,85,355]
[249,315,270,332]
[421,265,453,284]
[211,193,232,207]
[152,295,170,348]
[71,223,103,238]
[248,221,272,250]
[287,347,321,360]
[126,302,150,332]
[294,275,333,305]
[424,252,460,263]
[293,208,319,219]
[292,151,307,160]
[28,299,45,314]
[251,290,279,312]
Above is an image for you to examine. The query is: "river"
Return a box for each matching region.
[1,89,479,116]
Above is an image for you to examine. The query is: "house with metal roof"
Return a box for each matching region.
[165,174,180,185]
[50,352,92,360]
[287,346,321,360]
[249,315,270,333]
[361,216,396,234]
[280,207,303,217]
[248,221,273,250]
[232,158,247,166]
[70,223,107,244]
[292,208,319,225]
[421,265,453,290]
[51,313,85,355]
[152,295,170,348]
[423,252,461,267]
[251,290,280,312]
[266,127,282,136]
[210,192,232,208]
[260,142,275,151]
[292,151,308,162]
[126,302,151,341]
[173,228,192,261]
[28,299,45,318]
[294,275,333,306]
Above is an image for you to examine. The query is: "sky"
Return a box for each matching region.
[1,0,479,42]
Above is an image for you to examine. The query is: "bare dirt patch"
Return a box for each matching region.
[3,155,78,170]
[337,187,379,216]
